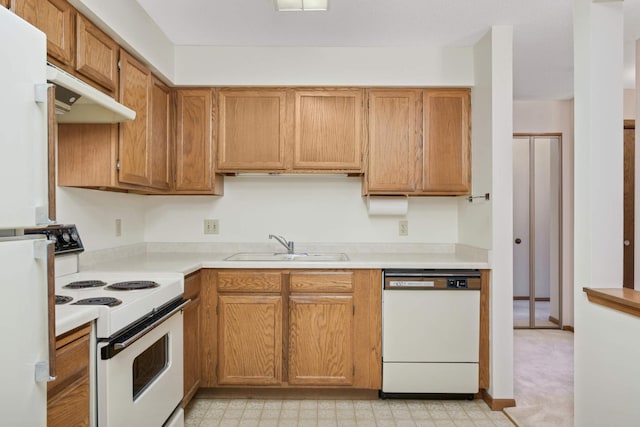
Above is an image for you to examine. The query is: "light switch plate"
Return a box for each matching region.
[204,219,219,235]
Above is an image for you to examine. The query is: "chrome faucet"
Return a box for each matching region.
[269,234,294,254]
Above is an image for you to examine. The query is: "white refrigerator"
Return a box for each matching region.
[0,7,53,427]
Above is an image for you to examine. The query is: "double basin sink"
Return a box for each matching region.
[225,252,349,262]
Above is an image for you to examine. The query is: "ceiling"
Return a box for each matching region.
[135,0,640,100]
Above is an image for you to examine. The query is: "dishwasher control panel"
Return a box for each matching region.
[447,278,468,289]
[383,269,481,290]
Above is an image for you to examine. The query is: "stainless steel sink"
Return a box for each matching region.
[224,252,349,262]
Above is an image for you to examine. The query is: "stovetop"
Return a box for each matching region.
[56,271,183,338]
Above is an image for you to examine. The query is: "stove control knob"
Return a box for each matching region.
[61,232,71,243]
[70,230,79,242]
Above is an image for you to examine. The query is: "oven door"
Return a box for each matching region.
[97,302,185,427]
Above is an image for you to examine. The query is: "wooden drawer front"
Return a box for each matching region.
[218,271,282,292]
[48,331,90,397]
[184,271,202,300]
[76,14,118,93]
[290,272,354,293]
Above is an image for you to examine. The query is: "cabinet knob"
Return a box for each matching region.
[624,240,631,246]
[515,238,522,244]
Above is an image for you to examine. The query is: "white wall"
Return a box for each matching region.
[624,88,635,120]
[56,187,146,251]
[458,26,514,402]
[174,46,473,87]
[144,176,459,243]
[513,100,574,326]
[573,0,626,425]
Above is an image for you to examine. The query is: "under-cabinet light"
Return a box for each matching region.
[276,0,328,12]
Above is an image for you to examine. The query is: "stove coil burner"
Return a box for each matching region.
[106,280,160,291]
[55,295,73,305]
[72,297,122,307]
[64,280,107,289]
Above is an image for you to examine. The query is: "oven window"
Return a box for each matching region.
[132,334,169,400]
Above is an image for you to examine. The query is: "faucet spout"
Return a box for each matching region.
[269,234,295,254]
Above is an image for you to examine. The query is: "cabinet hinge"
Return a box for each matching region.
[352,305,355,315]
[215,305,218,315]
[353,365,355,376]
[117,60,121,70]
[116,160,121,171]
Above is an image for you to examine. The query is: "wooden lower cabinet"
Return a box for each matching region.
[201,269,381,390]
[48,323,91,427]
[217,294,283,385]
[182,271,202,407]
[288,295,354,386]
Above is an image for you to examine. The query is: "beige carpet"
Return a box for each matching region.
[504,329,574,427]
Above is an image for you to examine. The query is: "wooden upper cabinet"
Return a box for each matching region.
[217,294,283,385]
[75,14,118,94]
[422,89,471,194]
[2,0,10,8]
[293,89,363,171]
[217,89,288,171]
[149,77,171,190]
[15,0,75,67]
[118,49,151,187]
[366,89,421,193]
[175,88,222,194]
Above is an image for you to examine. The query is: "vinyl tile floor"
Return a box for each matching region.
[184,397,515,427]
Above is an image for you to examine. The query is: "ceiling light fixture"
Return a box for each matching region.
[275,0,328,12]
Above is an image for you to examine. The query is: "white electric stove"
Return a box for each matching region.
[26,225,186,427]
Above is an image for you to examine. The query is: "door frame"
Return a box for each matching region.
[513,133,563,329]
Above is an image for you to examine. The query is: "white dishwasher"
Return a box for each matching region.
[382,269,480,398]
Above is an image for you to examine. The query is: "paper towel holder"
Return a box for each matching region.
[466,193,491,203]
[366,195,409,216]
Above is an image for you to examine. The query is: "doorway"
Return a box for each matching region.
[513,134,562,329]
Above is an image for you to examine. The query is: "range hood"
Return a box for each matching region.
[46,64,135,124]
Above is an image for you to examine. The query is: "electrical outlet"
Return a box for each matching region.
[115,219,122,237]
[204,219,219,235]
[399,220,409,236]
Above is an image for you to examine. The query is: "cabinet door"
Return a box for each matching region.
[2,0,10,8]
[288,295,354,386]
[182,272,201,407]
[293,89,363,171]
[75,14,118,94]
[118,49,151,186]
[422,89,471,194]
[15,0,75,67]
[175,88,215,192]
[149,77,171,191]
[366,89,421,193]
[48,324,91,427]
[217,295,282,385]
[217,89,288,171]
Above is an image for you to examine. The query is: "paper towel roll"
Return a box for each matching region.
[366,196,409,216]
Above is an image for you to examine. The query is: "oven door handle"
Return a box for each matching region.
[113,299,189,351]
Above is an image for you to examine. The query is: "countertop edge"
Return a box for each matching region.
[583,287,640,318]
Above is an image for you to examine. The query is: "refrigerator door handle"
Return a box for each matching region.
[32,238,56,382]
[46,239,56,381]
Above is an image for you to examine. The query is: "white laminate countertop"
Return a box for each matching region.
[56,304,99,337]
[78,242,491,274]
[57,243,490,335]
